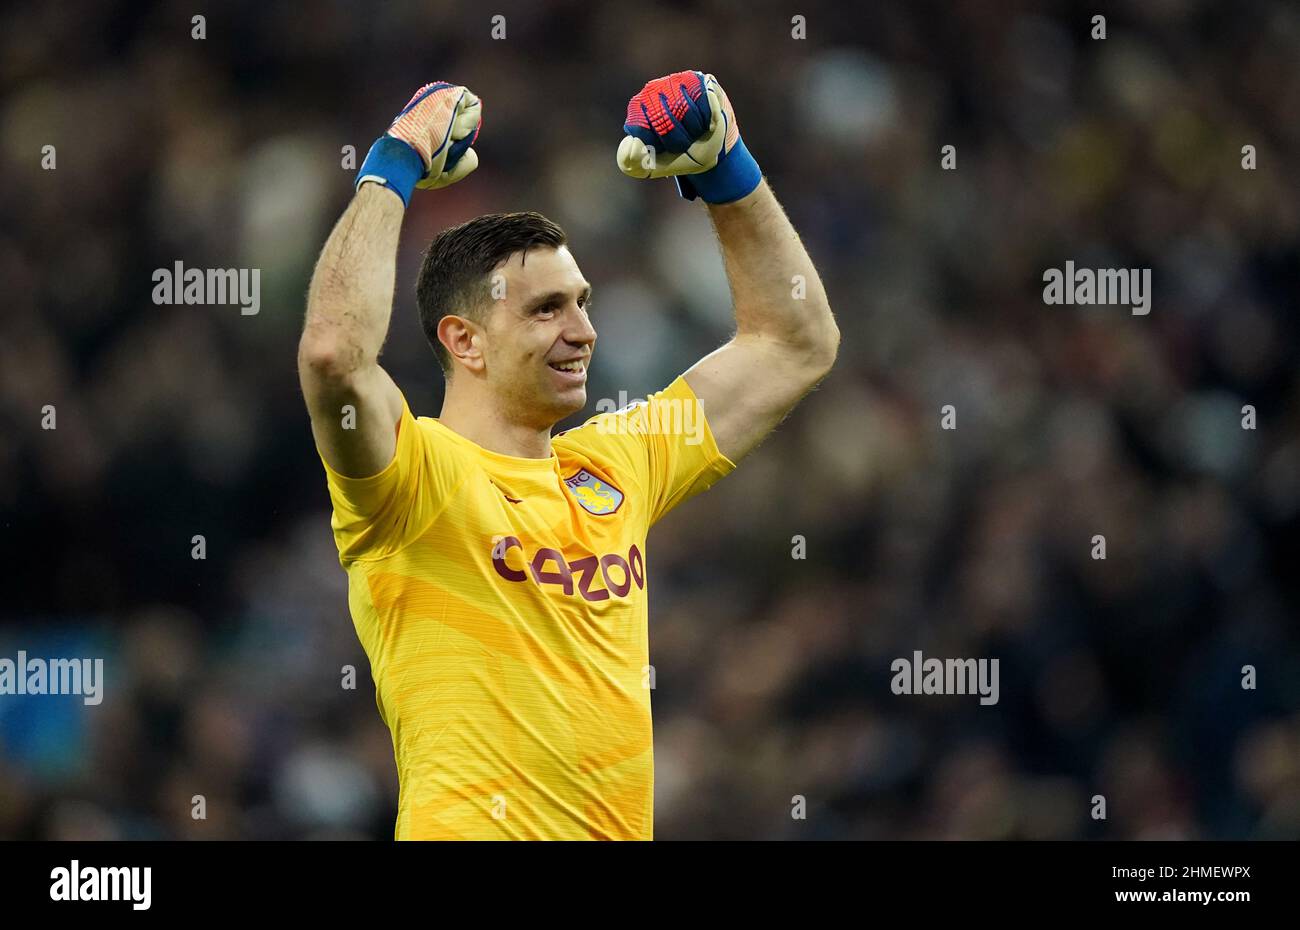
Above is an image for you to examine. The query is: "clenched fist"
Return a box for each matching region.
[616,71,761,204]
[358,82,482,206]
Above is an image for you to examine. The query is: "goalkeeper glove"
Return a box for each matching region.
[616,70,762,204]
[357,82,482,206]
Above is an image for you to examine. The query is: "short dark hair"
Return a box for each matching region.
[416,211,568,376]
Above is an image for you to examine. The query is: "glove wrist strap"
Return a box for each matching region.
[356,136,426,207]
[675,135,762,204]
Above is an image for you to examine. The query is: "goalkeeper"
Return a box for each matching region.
[299,72,839,840]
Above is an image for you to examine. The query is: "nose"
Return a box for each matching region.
[564,304,597,349]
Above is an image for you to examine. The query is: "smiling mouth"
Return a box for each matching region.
[548,359,587,376]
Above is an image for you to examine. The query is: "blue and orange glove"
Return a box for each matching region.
[616,71,762,204]
[356,82,482,206]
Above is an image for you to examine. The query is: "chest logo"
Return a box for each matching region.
[489,480,523,504]
[564,469,623,515]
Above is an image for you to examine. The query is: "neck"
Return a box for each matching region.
[439,382,555,459]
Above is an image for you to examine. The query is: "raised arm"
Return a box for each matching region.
[298,185,408,478]
[684,181,838,462]
[298,82,482,478]
[617,71,839,463]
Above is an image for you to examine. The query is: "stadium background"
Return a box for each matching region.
[1,0,1298,840]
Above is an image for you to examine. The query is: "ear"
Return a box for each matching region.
[438,315,486,374]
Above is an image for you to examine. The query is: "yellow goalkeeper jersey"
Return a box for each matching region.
[317,376,735,840]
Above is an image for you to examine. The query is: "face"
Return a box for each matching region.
[473,245,597,429]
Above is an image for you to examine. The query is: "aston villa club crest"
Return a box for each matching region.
[564,469,624,515]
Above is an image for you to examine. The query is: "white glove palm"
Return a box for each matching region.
[616,79,726,180]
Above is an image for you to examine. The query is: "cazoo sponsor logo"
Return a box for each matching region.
[491,537,645,601]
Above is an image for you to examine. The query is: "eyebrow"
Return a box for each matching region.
[525,284,593,311]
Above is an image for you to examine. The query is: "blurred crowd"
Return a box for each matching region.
[1,0,1298,839]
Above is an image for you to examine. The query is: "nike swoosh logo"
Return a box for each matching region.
[490,480,523,504]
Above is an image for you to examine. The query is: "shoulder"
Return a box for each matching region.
[557,378,701,444]
[411,415,476,458]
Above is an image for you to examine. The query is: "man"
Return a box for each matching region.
[298,72,838,839]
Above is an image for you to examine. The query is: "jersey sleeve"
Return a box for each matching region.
[316,394,467,563]
[559,375,737,527]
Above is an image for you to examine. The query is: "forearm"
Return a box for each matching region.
[706,180,839,363]
[301,183,406,373]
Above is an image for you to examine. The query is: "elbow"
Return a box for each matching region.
[806,317,840,379]
[753,315,839,384]
[824,319,842,369]
[298,332,362,385]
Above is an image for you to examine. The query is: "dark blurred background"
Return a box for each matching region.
[1,0,1298,839]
